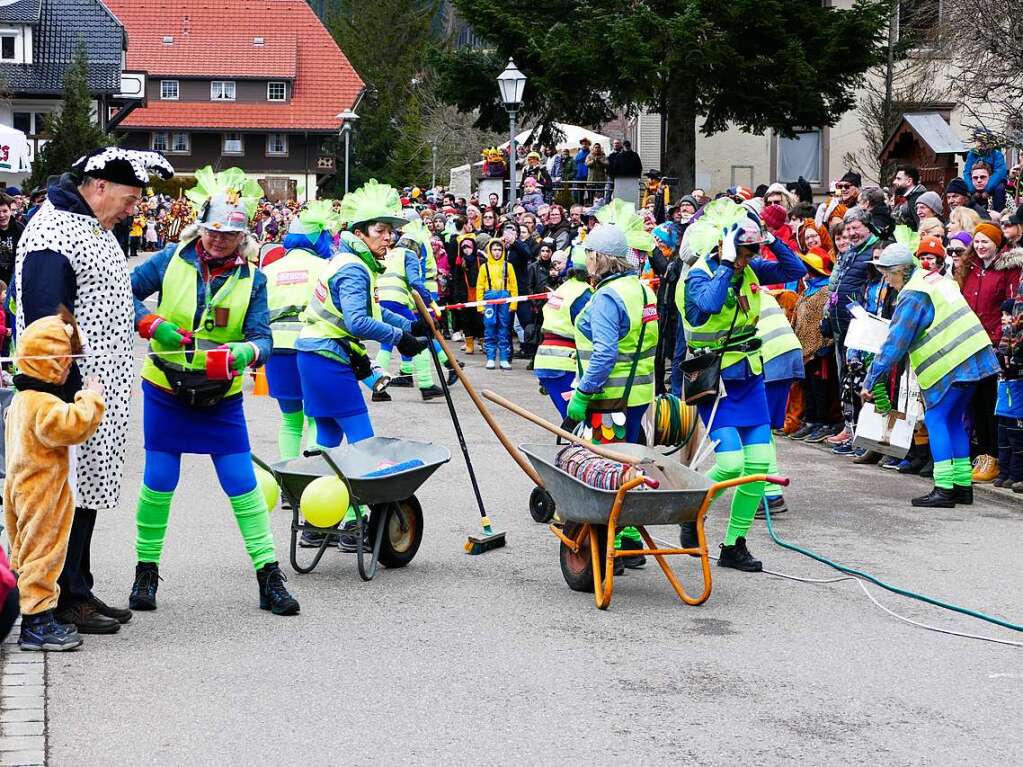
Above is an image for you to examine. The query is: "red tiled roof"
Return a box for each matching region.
[106,0,363,131]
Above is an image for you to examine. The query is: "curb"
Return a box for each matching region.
[0,622,46,766]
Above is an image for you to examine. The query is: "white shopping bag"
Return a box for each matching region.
[853,403,917,458]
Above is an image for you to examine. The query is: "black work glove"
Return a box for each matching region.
[410,319,431,336]
[397,332,429,357]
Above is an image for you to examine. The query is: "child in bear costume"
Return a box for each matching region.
[4,309,105,650]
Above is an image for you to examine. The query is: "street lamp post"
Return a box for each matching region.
[431,140,438,189]
[497,59,526,211]
[336,110,360,195]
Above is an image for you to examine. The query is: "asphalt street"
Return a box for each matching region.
[42,335,1023,766]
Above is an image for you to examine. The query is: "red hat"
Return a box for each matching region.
[916,235,945,259]
[761,203,787,230]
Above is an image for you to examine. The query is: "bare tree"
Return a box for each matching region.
[843,0,950,185]
[944,0,1023,148]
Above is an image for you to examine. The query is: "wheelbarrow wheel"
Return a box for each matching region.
[529,487,556,524]
[375,496,424,568]
[559,523,608,593]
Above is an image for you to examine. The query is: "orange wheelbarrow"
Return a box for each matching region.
[520,442,789,610]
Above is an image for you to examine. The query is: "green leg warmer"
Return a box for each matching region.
[708,449,744,502]
[436,343,449,366]
[412,350,434,388]
[952,457,973,488]
[375,348,393,372]
[614,527,642,547]
[278,409,305,461]
[723,442,771,546]
[305,415,318,451]
[764,434,782,499]
[933,459,955,490]
[400,360,413,375]
[229,488,277,570]
[136,485,175,564]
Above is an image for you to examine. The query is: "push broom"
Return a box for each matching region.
[412,293,507,554]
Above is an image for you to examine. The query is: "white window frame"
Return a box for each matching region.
[0,34,15,62]
[266,133,288,156]
[223,132,243,155]
[160,80,179,100]
[267,81,286,102]
[169,132,190,154]
[776,128,822,184]
[151,131,169,152]
[210,80,236,101]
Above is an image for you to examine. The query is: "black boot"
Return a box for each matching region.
[256,562,300,616]
[54,601,120,634]
[389,374,414,388]
[718,537,762,572]
[679,521,700,556]
[371,390,392,402]
[617,536,646,569]
[444,360,461,387]
[911,486,957,508]
[128,562,160,611]
[88,596,132,624]
[952,485,973,505]
[420,385,445,401]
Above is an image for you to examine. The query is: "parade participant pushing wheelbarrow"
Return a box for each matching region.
[677,199,805,571]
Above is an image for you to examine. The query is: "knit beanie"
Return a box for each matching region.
[945,177,970,197]
[761,203,787,230]
[950,231,972,248]
[974,221,1004,247]
[915,191,943,216]
[840,171,862,187]
[917,235,944,258]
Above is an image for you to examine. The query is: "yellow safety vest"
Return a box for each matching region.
[903,269,992,390]
[140,243,252,397]
[680,256,763,375]
[757,291,802,363]
[263,248,325,350]
[376,248,414,309]
[299,251,381,361]
[574,274,658,409]
[534,279,592,373]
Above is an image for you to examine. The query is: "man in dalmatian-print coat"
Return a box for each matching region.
[14,148,174,635]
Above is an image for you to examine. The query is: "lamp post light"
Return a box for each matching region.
[496,58,526,211]
[336,110,360,196]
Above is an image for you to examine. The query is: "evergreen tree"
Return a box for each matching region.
[28,45,112,188]
[433,0,892,190]
[325,0,439,190]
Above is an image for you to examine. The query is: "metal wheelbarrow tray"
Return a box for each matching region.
[255,437,450,580]
[520,443,786,610]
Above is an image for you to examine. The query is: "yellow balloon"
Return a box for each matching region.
[254,465,280,511]
[300,476,350,529]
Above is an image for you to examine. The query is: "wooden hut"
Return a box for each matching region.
[878,112,966,193]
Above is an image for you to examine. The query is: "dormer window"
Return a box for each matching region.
[211,80,236,101]
[267,82,286,102]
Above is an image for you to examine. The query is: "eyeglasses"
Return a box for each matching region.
[835,183,851,190]
[945,247,966,256]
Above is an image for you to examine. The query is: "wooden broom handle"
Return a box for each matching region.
[411,292,546,488]
[480,389,646,466]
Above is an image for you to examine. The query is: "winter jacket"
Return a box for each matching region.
[520,190,545,214]
[475,245,518,310]
[964,148,1008,193]
[585,152,608,184]
[826,236,877,341]
[574,148,589,181]
[959,247,1023,346]
[893,184,927,230]
[527,258,559,297]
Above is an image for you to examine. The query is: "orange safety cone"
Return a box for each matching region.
[252,367,269,396]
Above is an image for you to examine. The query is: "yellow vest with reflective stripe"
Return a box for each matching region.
[757,291,802,363]
[376,248,413,309]
[903,269,992,390]
[141,243,252,397]
[263,248,325,350]
[534,279,592,373]
[424,248,439,296]
[299,251,381,360]
[680,256,762,375]
[574,274,658,409]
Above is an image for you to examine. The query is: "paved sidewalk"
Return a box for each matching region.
[0,622,46,766]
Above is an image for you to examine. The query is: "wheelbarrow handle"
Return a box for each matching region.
[765,475,790,487]
[643,476,660,489]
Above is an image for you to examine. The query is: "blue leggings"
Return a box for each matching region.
[925,383,975,463]
[538,372,575,419]
[314,413,374,448]
[277,397,302,414]
[710,422,773,452]
[144,450,257,496]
